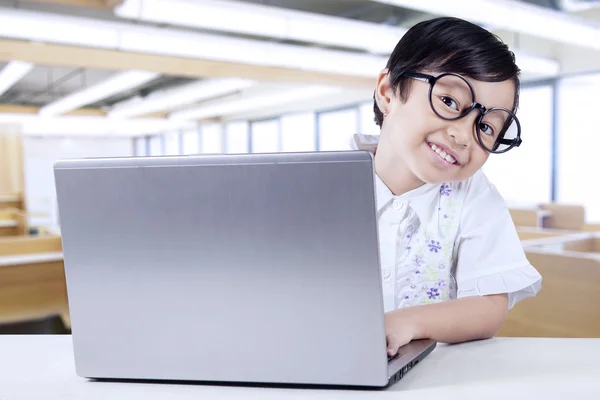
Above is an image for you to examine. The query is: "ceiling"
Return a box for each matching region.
[1,0,600,136]
[0,62,194,108]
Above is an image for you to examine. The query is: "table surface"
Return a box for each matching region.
[0,251,63,267]
[0,195,19,202]
[0,220,17,228]
[2,336,600,399]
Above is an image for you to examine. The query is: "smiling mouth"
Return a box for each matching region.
[428,143,459,166]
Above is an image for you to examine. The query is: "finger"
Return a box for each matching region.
[387,336,399,356]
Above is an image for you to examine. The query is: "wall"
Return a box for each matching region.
[23,136,133,229]
[483,84,554,205]
[0,125,24,196]
[557,72,600,223]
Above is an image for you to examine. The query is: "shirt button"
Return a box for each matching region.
[393,200,404,210]
[382,269,391,280]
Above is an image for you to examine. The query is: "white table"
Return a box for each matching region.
[2,336,600,399]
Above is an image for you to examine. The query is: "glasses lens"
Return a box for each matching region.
[430,74,475,120]
[478,109,519,153]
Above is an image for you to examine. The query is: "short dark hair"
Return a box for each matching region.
[373,17,521,127]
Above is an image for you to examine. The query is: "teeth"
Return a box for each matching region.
[429,143,457,164]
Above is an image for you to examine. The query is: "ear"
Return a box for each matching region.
[375,69,393,116]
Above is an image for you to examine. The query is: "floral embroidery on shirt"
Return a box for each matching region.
[439,197,462,237]
[393,180,466,308]
[427,287,440,299]
[427,240,441,253]
[413,255,424,266]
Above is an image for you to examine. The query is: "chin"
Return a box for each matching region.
[414,170,446,185]
[416,166,466,185]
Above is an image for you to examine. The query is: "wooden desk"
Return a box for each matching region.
[0,251,63,267]
[498,235,600,338]
[0,219,18,236]
[0,207,27,236]
[0,193,23,210]
[1,336,599,398]
[0,251,69,328]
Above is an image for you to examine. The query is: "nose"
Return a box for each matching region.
[447,113,478,148]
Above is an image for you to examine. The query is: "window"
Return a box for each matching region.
[182,127,200,155]
[226,121,249,154]
[483,85,553,205]
[556,73,600,222]
[163,131,181,156]
[280,112,316,152]
[318,108,357,151]
[149,135,163,156]
[358,102,379,136]
[23,137,133,229]
[251,119,279,153]
[134,137,147,156]
[202,123,223,154]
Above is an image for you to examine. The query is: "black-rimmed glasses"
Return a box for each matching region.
[404,72,522,154]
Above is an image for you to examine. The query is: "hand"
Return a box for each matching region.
[384,309,418,356]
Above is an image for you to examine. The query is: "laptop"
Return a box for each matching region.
[54,150,436,389]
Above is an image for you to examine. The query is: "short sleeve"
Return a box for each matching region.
[454,174,542,309]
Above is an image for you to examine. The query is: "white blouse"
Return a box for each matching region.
[352,134,542,312]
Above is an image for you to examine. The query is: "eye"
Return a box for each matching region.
[478,122,495,136]
[440,96,459,111]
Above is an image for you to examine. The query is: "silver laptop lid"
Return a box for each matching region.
[54,151,389,387]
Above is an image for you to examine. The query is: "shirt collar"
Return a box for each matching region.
[375,174,440,222]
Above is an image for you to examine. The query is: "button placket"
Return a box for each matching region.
[385,199,409,309]
[392,199,405,211]
[379,201,398,285]
[393,206,419,308]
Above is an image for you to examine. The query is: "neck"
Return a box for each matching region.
[374,145,425,197]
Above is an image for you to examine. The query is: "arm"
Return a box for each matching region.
[385,293,508,355]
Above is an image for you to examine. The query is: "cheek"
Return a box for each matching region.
[383,100,441,146]
[468,149,490,170]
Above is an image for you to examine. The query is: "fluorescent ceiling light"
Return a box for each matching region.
[371,0,600,51]
[115,0,404,54]
[0,9,385,79]
[108,78,257,119]
[0,61,34,97]
[0,113,193,136]
[115,0,557,76]
[170,85,343,121]
[39,70,159,117]
[0,9,558,79]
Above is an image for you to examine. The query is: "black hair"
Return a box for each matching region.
[374,17,521,127]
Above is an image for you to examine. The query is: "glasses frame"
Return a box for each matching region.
[403,72,522,154]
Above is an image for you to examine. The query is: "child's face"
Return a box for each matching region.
[374,70,516,185]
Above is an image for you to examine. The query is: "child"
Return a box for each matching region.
[354,17,542,356]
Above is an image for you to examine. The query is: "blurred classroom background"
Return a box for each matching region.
[0,0,599,337]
